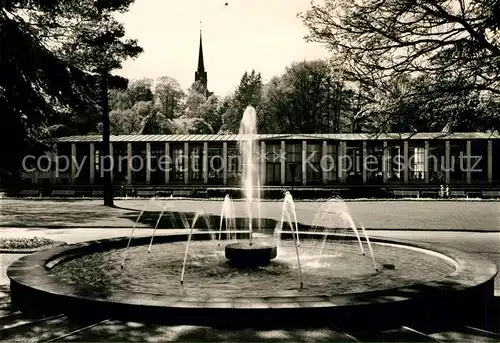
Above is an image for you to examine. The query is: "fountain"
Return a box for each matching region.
[217,194,237,246]
[223,106,281,269]
[310,197,378,271]
[180,210,212,285]
[7,105,497,329]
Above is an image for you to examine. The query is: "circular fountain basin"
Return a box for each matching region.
[225,242,277,268]
[7,232,497,329]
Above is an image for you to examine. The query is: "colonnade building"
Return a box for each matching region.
[19,133,500,190]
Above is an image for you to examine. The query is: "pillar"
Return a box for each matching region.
[260,141,266,186]
[466,140,471,184]
[32,165,38,185]
[184,142,189,185]
[164,143,170,184]
[338,141,346,183]
[280,140,286,185]
[362,141,367,184]
[89,143,95,184]
[403,140,409,184]
[321,141,327,185]
[487,140,493,184]
[71,143,77,184]
[146,143,151,184]
[382,141,389,183]
[127,143,132,185]
[223,142,228,185]
[445,140,451,184]
[203,142,208,184]
[302,140,307,186]
[424,141,429,184]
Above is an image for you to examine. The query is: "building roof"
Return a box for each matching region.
[54,132,500,143]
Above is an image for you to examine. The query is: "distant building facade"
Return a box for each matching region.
[17,133,500,192]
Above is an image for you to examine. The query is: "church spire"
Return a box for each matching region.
[197,29,205,72]
[195,25,208,90]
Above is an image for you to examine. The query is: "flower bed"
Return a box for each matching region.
[0,236,65,253]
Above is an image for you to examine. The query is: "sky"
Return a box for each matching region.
[115,0,331,96]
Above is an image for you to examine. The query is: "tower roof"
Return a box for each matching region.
[197,30,205,72]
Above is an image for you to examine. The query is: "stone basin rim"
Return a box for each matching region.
[7,231,497,314]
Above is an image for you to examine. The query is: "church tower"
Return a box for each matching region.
[194,30,208,90]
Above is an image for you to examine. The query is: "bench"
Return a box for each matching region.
[172,190,193,197]
[466,191,481,198]
[19,189,40,197]
[51,190,76,197]
[136,190,156,197]
[421,190,438,198]
[448,190,466,198]
[393,189,420,198]
[92,190,104,197]
[482,190,500,198]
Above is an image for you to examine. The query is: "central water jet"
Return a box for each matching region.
[223,106,279,268]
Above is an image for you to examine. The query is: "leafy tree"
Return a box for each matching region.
[154,76,185,119]
[170,118,213,134]
[185,81,209,118]
[221,70,264,132]
[213,96,232,133]
[0,1,98,184]
[264,60,353,133]
[1,0,143,204]
[109,79,153,111]
[200,95,221,133]
[127,79,154,104]
[184,81,220,133]
[355,74,500,132]
[109,109,139,134]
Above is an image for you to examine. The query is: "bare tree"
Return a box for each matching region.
[300,0,500,95]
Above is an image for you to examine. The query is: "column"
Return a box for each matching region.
[280,140,286,185]
[445,140,451,184]
[321,141,327,185]
[146,143,151,184]
[403,140,409,184]
[362,141,367,184]
[382,141,389,183]
[109,143,114,182]
[184,142,189,185]
[127,143,132,185]
[203,142,208,184]
[164,143,170,184]
[302,140,307,186]
[260,141,266,186]
[424,141,429,184]
[89,143,95,184]
[466,140,472,184]
[71,143,77,184]
[32,165,38,185]
[338,141,345,183]
[223,142,228,185]
[487,140,493,184]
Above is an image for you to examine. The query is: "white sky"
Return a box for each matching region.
[115,0,330,96]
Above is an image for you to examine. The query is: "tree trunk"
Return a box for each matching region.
[101,69,114,207]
